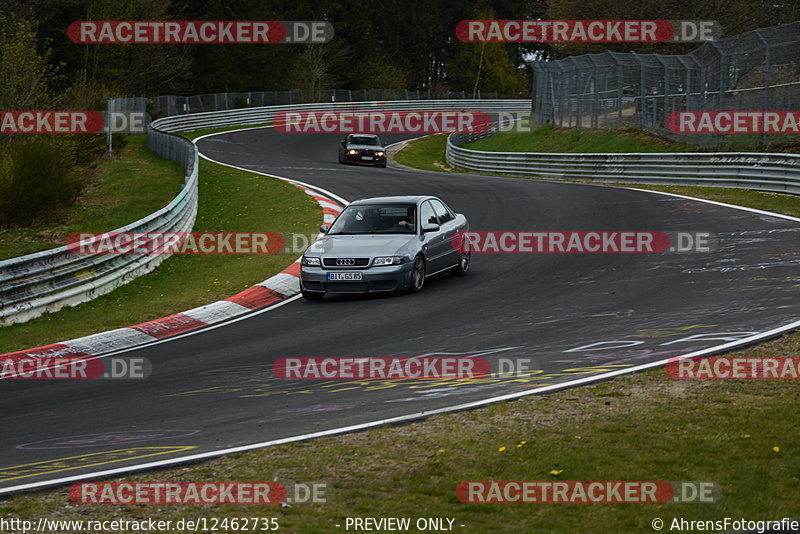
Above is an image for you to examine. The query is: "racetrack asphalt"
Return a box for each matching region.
[1,127,798,493]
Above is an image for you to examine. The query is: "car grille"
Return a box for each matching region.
[322,257,370,268]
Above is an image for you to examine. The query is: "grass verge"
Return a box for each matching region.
[464,125,695,153]
[0,130,320,354]
[0,136,184,260]
[463,124,800,154]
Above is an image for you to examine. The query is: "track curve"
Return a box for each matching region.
[1,127,798,493]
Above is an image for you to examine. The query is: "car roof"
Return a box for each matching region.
[348,133,379,138]
[349,196,436,206]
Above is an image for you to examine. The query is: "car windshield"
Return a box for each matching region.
[327,204,416,235]
[349,136,380,146]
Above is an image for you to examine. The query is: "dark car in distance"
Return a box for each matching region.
[338,133,387,167]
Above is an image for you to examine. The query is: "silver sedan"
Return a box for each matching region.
[299,195,470,300]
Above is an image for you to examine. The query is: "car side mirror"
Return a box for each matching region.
[422,223,440,233]
[319,224,330,233]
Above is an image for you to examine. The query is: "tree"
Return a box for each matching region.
[0,16,55,110]
[287,43,351,102]
[447,7,528,97]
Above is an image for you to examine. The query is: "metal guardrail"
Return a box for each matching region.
[447,130,800,195]
[150,99,532,133]
[0,100,530,325]
[0,139,198,326]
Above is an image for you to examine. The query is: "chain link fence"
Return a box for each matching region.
[530,22,800,147]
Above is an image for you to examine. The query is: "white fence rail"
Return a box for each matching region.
[447,130,800,195]
[150,99,532,133]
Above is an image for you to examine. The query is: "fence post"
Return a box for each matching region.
[106,98,114,154]
[754,29,771,147]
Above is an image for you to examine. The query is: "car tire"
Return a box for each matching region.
[450,251,470,276]
[301,289,325,301]
[378,162,387,168]
[408,255,426,292]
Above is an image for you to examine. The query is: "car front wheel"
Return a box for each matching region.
[408,256,426,292]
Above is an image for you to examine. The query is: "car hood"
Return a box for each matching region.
[306,234,417,257]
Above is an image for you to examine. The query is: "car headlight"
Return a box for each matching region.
[302,256,321,266]
[375,151,385,157]
[372,256,405,266]
[347,149,357,155]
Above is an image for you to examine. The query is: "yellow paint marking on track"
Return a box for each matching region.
[0,446,196,482]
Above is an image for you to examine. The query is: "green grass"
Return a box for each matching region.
[0,135,320,354]
[4,333,798,533]
[0,136,185,260]
[464,125,695,153]
[392,133,452,172]
[463,125,800,154]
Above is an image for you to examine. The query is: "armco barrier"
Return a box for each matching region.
[0,100,530,325]
[0,142,198,326]
[148,99,532,134]
[447,130,800,195]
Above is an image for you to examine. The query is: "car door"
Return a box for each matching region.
[430,199,460,268]
[419,200,448,273]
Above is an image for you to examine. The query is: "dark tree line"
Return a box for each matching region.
[2,0,798,100]
[0,0,543,99]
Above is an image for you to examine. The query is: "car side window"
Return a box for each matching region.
[430,200,453,224]
[420,201,438,227]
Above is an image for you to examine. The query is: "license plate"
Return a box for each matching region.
[327,272,362,281]
[360,156,372,160]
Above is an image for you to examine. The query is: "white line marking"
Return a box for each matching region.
[624,187,800,223]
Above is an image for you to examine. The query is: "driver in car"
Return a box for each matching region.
[397,208,416,232]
